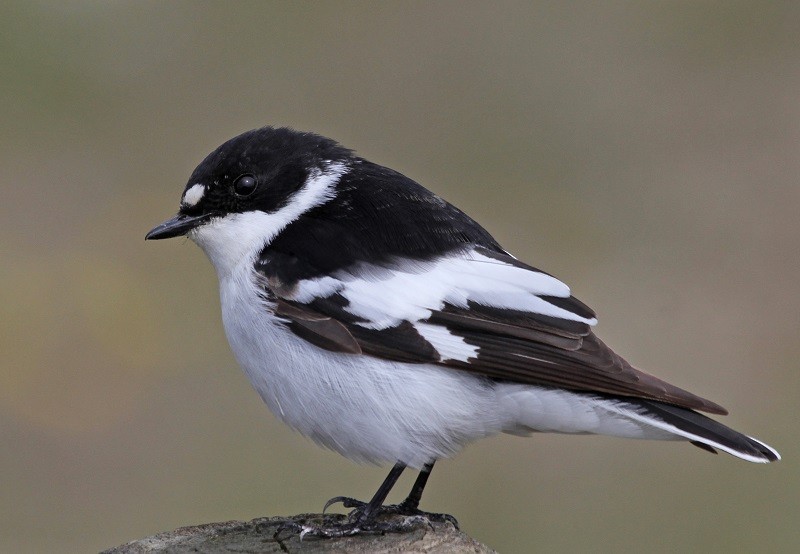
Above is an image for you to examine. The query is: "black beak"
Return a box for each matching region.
[145,213,212,240]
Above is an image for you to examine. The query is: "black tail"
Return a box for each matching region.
[633,399,779,463]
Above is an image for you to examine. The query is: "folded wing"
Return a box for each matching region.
[258,246,727,415]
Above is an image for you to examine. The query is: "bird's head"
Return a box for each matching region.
[146,126,352,274]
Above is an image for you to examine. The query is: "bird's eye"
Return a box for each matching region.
[233,174,258,197]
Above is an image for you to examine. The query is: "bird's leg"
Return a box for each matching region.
[349,462,405,525]
[393,461,459,528]
[287,463,428,538]
[322,462,405,517]
[396,461,434,511]
[323,461,458,530]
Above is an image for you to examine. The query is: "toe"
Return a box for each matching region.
[323,496,366,513]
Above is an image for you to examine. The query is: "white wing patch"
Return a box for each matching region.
[414,322,478,362]
[291,249,598,330]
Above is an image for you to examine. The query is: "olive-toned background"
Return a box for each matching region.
[2,2,797,552]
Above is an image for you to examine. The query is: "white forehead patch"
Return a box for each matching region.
[182,183,205,207]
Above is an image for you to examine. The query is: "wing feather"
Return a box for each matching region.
[274,299,361,354]
[261,248,728,415]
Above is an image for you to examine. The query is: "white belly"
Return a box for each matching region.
[218,270,503,468]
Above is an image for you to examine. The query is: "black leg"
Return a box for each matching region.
[295,460,456,538]
[353,462,405,524]
[395,461,458,528]
[285,462,426,538]
[322,462,406,518]
[398,461,434,511]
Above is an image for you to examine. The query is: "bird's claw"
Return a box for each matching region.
[322,495,366,513]
[321,494,459,530]
[393,506,459,529]
[285,515,431,539]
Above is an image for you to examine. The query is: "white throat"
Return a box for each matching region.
[189,162,348,278]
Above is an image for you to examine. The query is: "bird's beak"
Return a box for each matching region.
[145,213,212,240]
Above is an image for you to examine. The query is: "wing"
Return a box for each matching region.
[257,245,727,416]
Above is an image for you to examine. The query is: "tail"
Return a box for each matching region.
[624,399,780,463]
[498,385,780,462]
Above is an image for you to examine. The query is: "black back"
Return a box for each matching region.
[260,159,505,282]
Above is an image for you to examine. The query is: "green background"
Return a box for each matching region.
[2,2,797,552]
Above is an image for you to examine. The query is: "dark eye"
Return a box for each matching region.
[233,174,257,196]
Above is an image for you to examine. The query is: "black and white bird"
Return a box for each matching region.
[146,126,779,536]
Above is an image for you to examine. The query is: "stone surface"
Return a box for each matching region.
[101,513,496,553]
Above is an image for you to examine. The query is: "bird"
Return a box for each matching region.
[146,126,779,537]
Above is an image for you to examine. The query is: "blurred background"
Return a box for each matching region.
[2,2,798,552]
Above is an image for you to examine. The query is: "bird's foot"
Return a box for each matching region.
[274,512,429,540]
[323,495,459,529]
